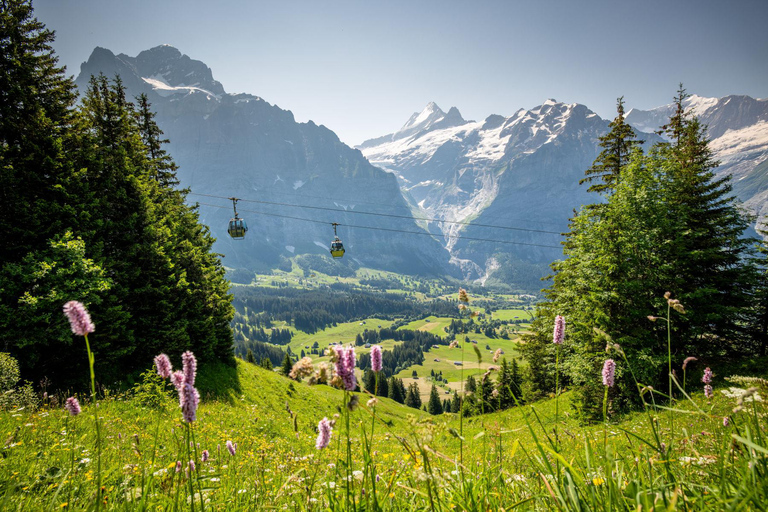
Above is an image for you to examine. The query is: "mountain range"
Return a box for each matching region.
[75,46,455,277]
[76,45,768,290]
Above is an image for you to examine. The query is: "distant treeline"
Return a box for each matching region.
[232,287,457,334]
[357,328,446,377]
[234,340,287,368]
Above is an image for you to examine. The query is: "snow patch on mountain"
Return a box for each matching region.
[710,121,768,158]
[141,76,219,99]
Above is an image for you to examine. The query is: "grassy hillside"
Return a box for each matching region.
[2,358,764,510]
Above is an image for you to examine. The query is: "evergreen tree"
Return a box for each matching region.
[495,358,515,409]
[450,391,461,413]
[466,375,477,393]
[362,369,376,393]
[387,377,404,403]
[404,382,422,409]
[260,357,273,370]
[246,349,255,364]
[376,373,388,397]
[524,86,756,417]
[427,385,443,415]
[580,97,642,194]
[281,353,293,377]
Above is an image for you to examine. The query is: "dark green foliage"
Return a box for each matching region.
[0,352,38,410]
[260,357,274,371]
[466,375,477,394]
[450,392,461,413]
[387,377,405,404]
[580,97,642,194]
[131,367,173,409]
[246,349,255,364]
[281,353,293,377]
[525,86,758,419]
[404,382,421,409]
[0,4,234,389]
[427,385,443,415]
[231,286,457,336]
[495,358,523,409]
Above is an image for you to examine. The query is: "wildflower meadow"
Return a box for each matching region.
[1,300,766,511]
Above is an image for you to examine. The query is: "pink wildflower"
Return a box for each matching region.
[371,345,382,373]
[552,315,565,345]
[62,301,94,336]
[180,383,200,423]
[333,345,357,391]
[188,460,196,472]
[704,384,713,399]
[702,367,713,385]
[316,417,332,449]
[201,450,209,462]
[182,351,196,386]
[154,354,172,379]
[64,397,81,416]
[171,371,184,390]
[602,359,616,387]
[682,357,697,370]
[723,417,729,427]
[175,461,182,473]
[226,440,236,456]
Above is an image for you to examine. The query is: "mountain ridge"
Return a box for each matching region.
[76,45,457,278]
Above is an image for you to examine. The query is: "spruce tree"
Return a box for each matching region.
[404,382,422,409]
[427,385,443,415]
[450,391,461,413]
[281,353,293,377]
[580,97,642,194]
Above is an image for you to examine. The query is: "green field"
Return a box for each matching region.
[2,358,763,510]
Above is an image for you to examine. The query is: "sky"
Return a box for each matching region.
[35,0,768,147]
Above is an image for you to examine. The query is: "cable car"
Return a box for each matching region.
[330,223,345,258]
[227,197,248,239]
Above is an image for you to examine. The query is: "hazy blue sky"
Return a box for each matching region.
[36,0,768,146]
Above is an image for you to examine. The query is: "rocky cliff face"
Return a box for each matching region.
[76,46,456,276]
[360,100,620,285]
[361,94,768,287]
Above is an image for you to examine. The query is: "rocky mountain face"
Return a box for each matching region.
[360,100,622,286]
[626,94,768,227]
[360,95,768,287]
[75,46,455,277]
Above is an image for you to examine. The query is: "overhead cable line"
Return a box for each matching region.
[195,201,563,250]
[227,183,564,228]
[188,192,563,236]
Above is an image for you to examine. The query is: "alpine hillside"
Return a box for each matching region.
[74,45,455,277]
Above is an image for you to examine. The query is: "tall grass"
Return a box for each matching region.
[0,298,765,510]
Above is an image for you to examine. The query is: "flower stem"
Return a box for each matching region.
[84,333,102,511]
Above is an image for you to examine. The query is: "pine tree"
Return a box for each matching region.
[387,377,404,403]
[450,391,461,413]
[260,357,273,370]
[427,385,443,415]
[525,86,756,417]
[362,369,375,393]
[580,97,642,194]
[404,382,422,409]
[495,358,514,409]
[281,353,293,377]
[376,373,388,397]
[246,349,255,364]
[466,375,477,393]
